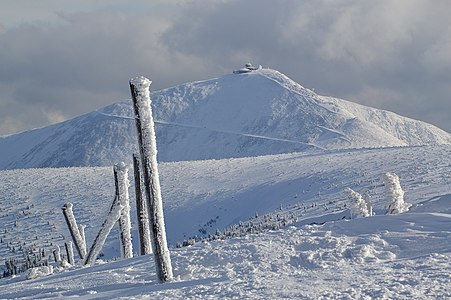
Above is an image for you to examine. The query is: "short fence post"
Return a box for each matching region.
[53,246,61,263]
[65,241,74,265]
[114,162,133,259]
[62,203,87,259]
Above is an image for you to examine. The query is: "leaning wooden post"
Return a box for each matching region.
[130,76,173,283]
[84,194,123,265]
[114,162,133,259]
[62,203,87,259]
[133,153,152,255]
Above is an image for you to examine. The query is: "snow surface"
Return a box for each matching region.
[0,68,450,169]
[0,145,450,298]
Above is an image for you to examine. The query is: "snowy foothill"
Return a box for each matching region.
[0,145,450,298]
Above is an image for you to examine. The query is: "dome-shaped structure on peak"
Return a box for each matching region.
[233,63,262,74]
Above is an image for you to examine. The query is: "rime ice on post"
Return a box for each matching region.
[65,241,75,265]
[114,162,133,259]
[133,153,152,255]
[62,203,87,259]
[84,195,124,266]
[53,246,61,263]
[79,224,86,253]
[130,76,173,283]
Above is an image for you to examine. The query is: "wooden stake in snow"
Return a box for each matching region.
[133,153,152,255]
[79,224,86,253]
[53,246,61,263]
[62,203,87,259]
[114,162,133,259]
[65,241,75,265]
[84,194,124,266]
[130,76,173,283]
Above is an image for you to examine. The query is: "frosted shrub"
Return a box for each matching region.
[382,172,411,214]
[344,188,371,218]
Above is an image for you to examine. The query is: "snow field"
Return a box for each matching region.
[0,145,449,298]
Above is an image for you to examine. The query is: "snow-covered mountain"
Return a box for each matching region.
[1,68,450,169]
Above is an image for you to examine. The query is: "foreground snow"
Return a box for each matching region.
[1,208,450,299]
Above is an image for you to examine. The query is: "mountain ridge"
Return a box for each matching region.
[0,68,450,169]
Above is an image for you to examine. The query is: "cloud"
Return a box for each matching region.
[161,0,451,131]
[0,10,211,134]
[0,0,450,135]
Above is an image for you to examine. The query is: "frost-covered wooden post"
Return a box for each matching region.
[65,241,74,265]
[130,76,173,282]
[53,246,61,263]
[62,203,87,259]
[114,162,133,259]
[133,153,152,255]
[79,224,86,252]
[84,194,123,265]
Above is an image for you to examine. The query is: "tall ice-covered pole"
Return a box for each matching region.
[130,76,173,283]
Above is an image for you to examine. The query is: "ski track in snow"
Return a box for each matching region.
[95,110,325,150]
[0,145,450,298]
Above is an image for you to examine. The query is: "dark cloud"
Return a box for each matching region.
[0,0,450,135]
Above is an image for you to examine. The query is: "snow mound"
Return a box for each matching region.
[26,266,53,280]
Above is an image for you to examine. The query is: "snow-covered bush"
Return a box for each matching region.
[343,188,371,218]
[26,266,53,280]
[381,172,411,214]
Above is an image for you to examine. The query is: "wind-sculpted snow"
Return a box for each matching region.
[0,69,450,169]
[1,211,449,298]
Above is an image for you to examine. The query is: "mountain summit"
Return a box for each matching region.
[1,68,450,169]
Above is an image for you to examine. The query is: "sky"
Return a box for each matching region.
[0,0,450,136]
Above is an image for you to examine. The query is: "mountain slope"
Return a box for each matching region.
[0,68,450,169]
[1,145,450,261]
